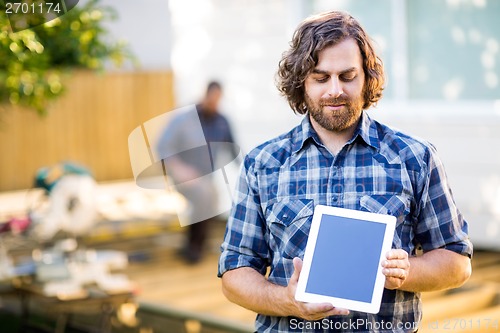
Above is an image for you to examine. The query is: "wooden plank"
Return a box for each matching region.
[469,265,500,284]
[421,289,448,300]
[421,284,498,322]
[125,248,256,328]
[0,70,175,191]
[418,305,500,333]
[126,247,500,331]
[472,252,500,268]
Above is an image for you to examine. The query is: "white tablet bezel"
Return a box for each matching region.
[295,204,396,314]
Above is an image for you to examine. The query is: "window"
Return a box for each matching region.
[312,0,500,101]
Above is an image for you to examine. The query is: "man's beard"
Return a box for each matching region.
[305,93,364,132]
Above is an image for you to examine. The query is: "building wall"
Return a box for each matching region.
[100,0,172,70]
[169,0,311,153]
[168,0,500,249]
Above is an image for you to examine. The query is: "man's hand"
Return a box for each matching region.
[382,249,410,290]
[287,257,349,321]
[166,158,201,184]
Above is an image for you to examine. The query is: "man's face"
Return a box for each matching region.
[203,88,222,114]
[304,38,365,133]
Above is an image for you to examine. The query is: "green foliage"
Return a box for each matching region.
[0,0,134,116]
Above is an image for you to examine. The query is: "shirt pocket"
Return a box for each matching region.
[359,194,412,250]
[265,198,314,259]
[360,194,409,217]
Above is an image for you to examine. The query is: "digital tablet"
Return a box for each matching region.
[295,205,396,314]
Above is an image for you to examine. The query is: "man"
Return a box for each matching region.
[218,11,472,332]
[158,81,238,264]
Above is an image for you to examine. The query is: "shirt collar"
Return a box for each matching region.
[292,111,380,155]
[349,111,380,150]
[291,116,321,154]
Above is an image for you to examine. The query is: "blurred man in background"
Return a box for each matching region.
[158,81,238,264]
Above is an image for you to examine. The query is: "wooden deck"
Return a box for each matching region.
[1,213,499,332]
[126,250,255,326]
[116,222,256,330]
[2,182,498,332]
[119,230,500,332]
[418,251,500,333]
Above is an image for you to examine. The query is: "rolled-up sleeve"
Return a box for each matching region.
[415,145,473,258]
[218,155,270,277]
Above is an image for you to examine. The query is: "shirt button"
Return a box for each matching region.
[332,195,338,202]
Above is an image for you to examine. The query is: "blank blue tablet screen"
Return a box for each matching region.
[305,214,387,302]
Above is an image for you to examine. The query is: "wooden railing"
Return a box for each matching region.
[0,70,175,191]
[137,302,254,333]
[419,252,500,333]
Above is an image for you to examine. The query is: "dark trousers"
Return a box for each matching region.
[186,218,211,260]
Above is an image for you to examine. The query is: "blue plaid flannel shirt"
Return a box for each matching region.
[218,112,472,332]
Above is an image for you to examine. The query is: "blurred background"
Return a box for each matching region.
[0,0,499,332]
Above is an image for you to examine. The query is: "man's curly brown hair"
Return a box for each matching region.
[276,11,385,114]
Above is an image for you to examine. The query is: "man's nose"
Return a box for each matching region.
[327,77,343,98]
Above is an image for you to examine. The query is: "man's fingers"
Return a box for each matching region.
[383,249,410,280]
[303,302,334,313]
[386,249,408,260]
[324,307,350,317]
[382,259,410,269]
[291,257,303,282]
[382,268,407,279]
[302,303,350,320]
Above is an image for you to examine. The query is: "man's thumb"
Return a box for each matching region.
[291,257,303,282]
